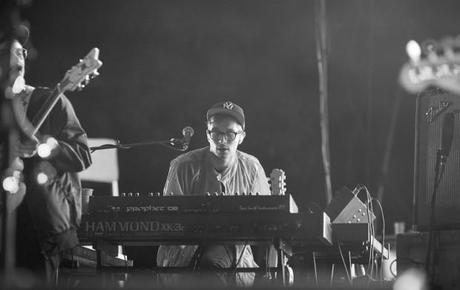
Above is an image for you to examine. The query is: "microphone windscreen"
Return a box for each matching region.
[182,126,194,138]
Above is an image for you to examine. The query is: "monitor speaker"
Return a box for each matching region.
[413,88,460,230]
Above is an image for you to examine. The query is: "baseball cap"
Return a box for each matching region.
[206,101,245,129]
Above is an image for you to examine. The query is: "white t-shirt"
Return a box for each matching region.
[157,146,271,286]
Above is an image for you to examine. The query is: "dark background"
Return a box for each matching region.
[21,0,460,233]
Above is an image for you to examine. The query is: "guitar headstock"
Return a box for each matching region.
[270,168,286,196]
[399,36,460,95]
[60,47,103,93]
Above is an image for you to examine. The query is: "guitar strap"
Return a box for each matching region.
[25,86,51,129]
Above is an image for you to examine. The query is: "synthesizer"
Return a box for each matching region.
[78,211,332,246]
[88,194,299,215]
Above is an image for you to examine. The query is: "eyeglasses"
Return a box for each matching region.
[207,130,244,142]
[1,47,27,59]
[12,47,28,59]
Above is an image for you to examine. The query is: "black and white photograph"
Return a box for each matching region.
[1,0,460,289]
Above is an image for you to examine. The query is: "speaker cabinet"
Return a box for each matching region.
[413,88,460,230]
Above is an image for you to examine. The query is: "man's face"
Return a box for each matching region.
[207,115,245,164]
[10,40,26,78]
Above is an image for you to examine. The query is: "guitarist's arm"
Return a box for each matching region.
[27,88,92,173]
[12,138,38,159]
[52,94,91,172]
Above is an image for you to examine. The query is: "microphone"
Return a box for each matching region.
[90,127,195,152]
[180,126,195,150]
[439,112,455,164]
[181,126,194,149]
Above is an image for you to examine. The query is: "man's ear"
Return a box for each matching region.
[238,131,246,145]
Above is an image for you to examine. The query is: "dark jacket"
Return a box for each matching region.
[22,87,92,256]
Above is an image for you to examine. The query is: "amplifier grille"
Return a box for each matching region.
[414,88,460,229]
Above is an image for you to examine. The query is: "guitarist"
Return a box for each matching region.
[8,26,92,285]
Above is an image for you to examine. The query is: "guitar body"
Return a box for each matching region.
[399,36,460,95]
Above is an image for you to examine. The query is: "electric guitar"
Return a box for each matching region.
[399,36,460,95]
[269,168,287,196]
[6,48,102,208]
[14,47,103,138]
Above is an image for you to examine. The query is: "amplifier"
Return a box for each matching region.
[413,88,460,229]
[88,194,299,215]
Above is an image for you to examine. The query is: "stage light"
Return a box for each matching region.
[37,137,58,158]
[37,143,52,158]
[33,161,57,186]
[2,176,20,193]
[406,40,421,63]
[36,172,49,185]
[393,268,426,290]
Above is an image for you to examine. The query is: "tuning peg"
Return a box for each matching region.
[421,39,437,54]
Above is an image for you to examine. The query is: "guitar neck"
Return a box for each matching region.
[31,84,64,136]
[27,47,102,136]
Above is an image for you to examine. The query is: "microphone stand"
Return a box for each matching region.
[89,137,189,153]
[425,149,447,289]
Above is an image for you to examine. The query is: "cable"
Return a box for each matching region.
[348,250,353,285]
[313,252,319,287]
[373,198,385,281]
[389,259,397,278]
[425,161,446,284]
[190,245,204,271]
[337,242,352,285]
[352,184,374,276]
[352,184,365,196]
[232,244,248,276]
[265,246,270,278]
[350,185,385,282]
[363,185,378,281]
[362,186,374,278]
[369,195,376,280]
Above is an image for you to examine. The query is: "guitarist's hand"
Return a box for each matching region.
[13,136,39,158]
